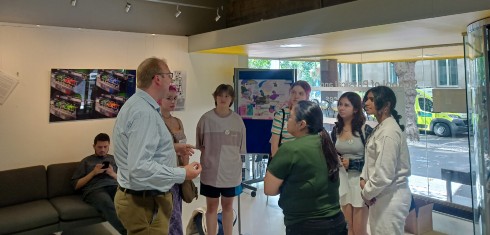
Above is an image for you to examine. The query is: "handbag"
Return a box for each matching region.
[348,158,365,172]
[180,180,198,203]
[186,207,237,235]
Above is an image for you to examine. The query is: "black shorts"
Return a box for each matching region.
[200,182,242,198]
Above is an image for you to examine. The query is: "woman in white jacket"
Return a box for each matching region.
[360,86,412,235]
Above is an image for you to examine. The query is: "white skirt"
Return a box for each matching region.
[339,170,365,208]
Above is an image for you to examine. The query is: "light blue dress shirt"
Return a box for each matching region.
[113,89,186,192]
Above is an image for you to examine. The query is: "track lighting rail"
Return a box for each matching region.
[142,0,214,10]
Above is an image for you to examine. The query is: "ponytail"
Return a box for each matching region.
[295,100,340,182]
[319,128,340,182]
[391,109,405,131]
[365,86,404,131]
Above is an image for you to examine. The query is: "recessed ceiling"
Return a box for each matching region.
[197,10,490,63]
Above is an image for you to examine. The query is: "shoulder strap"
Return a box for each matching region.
[360,124,374,146]
[177,118,184,131]
[278,109,285,145]
[360,124,366,146]
[164,122,178,143]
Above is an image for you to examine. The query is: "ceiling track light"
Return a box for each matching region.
[125,2,132,13]
[71,0,77,6]
[143,0,213,10]
[175,5,181,18]
[215,7,221,22]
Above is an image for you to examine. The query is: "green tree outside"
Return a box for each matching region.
[248,59,271,69]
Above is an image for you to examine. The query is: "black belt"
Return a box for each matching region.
[118,186,167,197]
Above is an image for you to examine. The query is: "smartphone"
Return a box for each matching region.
[102,161,110,169]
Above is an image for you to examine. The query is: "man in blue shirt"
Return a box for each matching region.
[71,133,126,234]
[113,57,202,235]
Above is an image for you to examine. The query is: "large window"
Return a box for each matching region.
[350,64,363,83]
[249,57,471,214]
[437,59,459,86]
[418,97,433,112]
[249,59,321,101]
[389,63,398,83]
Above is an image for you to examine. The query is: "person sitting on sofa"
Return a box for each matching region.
[71,133,126,234]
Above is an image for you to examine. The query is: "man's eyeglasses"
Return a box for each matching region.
[156,72,174,79]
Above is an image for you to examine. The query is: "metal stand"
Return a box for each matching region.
[241,154,268,197]
[238,193,242,235]
[237,153,268,235]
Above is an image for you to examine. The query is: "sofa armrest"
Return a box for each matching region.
[0,165,47,207]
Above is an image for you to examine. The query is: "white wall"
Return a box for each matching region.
[0,22,244,171]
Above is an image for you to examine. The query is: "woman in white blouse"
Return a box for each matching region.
[360,86,412,235]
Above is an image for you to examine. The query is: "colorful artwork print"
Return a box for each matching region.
[172,71,186,111]
[238,79,292,120]
[50,69,136,122]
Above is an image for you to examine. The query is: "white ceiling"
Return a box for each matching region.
[190,1,490,63]
[245,11,485,62]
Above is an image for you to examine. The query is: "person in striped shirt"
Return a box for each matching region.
[270,80,311,157]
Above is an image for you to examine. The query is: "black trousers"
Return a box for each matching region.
[85,185,127,235]
[286,212,347,235]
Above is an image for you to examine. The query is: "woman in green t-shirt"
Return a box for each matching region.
[264,100,347,235]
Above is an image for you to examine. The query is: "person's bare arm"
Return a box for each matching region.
[270,134,280,157]
[175,143,195,159]
[341,157,349,169]
[264,171,283,196]
[74,164,105,190]
[105,165,117,180]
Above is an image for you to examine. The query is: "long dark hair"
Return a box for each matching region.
[294,100,339,182]
[335,92,365,137]
[363,86,404,131]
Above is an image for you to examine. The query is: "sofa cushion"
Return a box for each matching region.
[49,195,101,221]
[0,199,58,234]
[0,165,47,207]
[47,162,80,198]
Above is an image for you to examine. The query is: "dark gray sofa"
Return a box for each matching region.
[0,162,105,235]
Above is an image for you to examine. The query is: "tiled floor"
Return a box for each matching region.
[60,181,474,235]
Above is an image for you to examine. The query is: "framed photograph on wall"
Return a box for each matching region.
[49,69,136,122]
[173,70,186,111]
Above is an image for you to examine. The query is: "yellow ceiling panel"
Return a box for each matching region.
[198,45,248,55]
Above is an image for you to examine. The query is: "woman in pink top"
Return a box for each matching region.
[159,85,188,235]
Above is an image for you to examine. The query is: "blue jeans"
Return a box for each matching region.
[85,185,127,234]
[285,212,347,235]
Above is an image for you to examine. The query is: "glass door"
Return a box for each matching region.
[465,17,490,235]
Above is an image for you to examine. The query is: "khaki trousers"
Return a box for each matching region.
[115,189,173,235]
